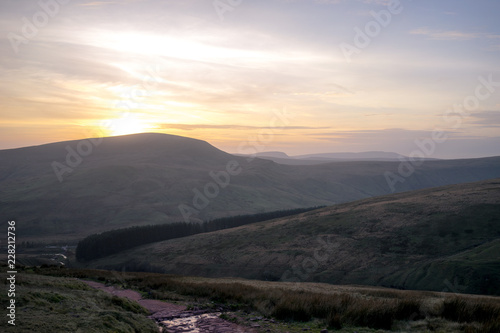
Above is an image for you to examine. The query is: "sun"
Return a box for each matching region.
[102,115,152,136]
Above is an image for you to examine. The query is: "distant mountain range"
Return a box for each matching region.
[1,133,500,242]
[294,151,411,160]
[243,151,435,165]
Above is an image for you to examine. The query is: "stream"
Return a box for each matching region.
[81,280,256,332]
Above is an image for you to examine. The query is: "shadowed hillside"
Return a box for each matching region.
[1,133,500,242]
[84,178,500,296]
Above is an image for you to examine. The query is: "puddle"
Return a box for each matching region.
[82,280,254,332]
[161,312,221,332]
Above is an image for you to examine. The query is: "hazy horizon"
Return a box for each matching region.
[2,131,500,161]
[1,0,500,159]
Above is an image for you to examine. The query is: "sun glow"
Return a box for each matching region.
[102,115,152,136]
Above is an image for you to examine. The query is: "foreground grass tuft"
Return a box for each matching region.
[0,267,158,333]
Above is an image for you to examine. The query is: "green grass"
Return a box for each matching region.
[0,266,158,333]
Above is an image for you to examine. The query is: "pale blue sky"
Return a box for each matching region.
[1,0,499,158]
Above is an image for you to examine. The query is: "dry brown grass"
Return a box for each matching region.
[40,266,500,331]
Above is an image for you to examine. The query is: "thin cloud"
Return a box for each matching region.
[78,0,144,6]
[276,0,389,4]
[276,0,342,4]
[410,28,500,41]
[364,113,393,117]
[361,0,391,5]
[160,124,330,131]
[313,128,461,140]
[469,111,500,127]
[78,1,119,6]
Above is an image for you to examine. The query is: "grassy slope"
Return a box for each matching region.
[398,239,500,295]
[41,267,500,332]
[85,178,500,295]
[1,133,500,242]
[0,267,157,333]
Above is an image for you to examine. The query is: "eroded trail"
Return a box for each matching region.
[82,280,257,333]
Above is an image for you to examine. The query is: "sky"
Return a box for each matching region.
[1,0,499,158]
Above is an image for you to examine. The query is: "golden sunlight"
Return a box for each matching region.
[101,115,152,136]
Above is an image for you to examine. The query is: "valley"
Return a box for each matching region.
[78,177,500,296]
[1,133,500,242]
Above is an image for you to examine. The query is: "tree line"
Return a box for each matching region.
[75,206,324,262]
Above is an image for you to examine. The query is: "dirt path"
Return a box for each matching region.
[82,280,258,333]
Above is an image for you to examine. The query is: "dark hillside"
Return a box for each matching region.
[84,178,500,295]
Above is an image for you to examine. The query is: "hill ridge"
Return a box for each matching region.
[83,178,500,296]
[1,133,500,241]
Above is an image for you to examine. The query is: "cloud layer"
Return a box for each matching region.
[0,0,499,158]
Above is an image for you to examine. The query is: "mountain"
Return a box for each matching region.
[85,178,500,296]
[235,154,330,165]
[240,151,435,165]
[294,151,410,161]
[1,133,500,242]
[254,151,290,158]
